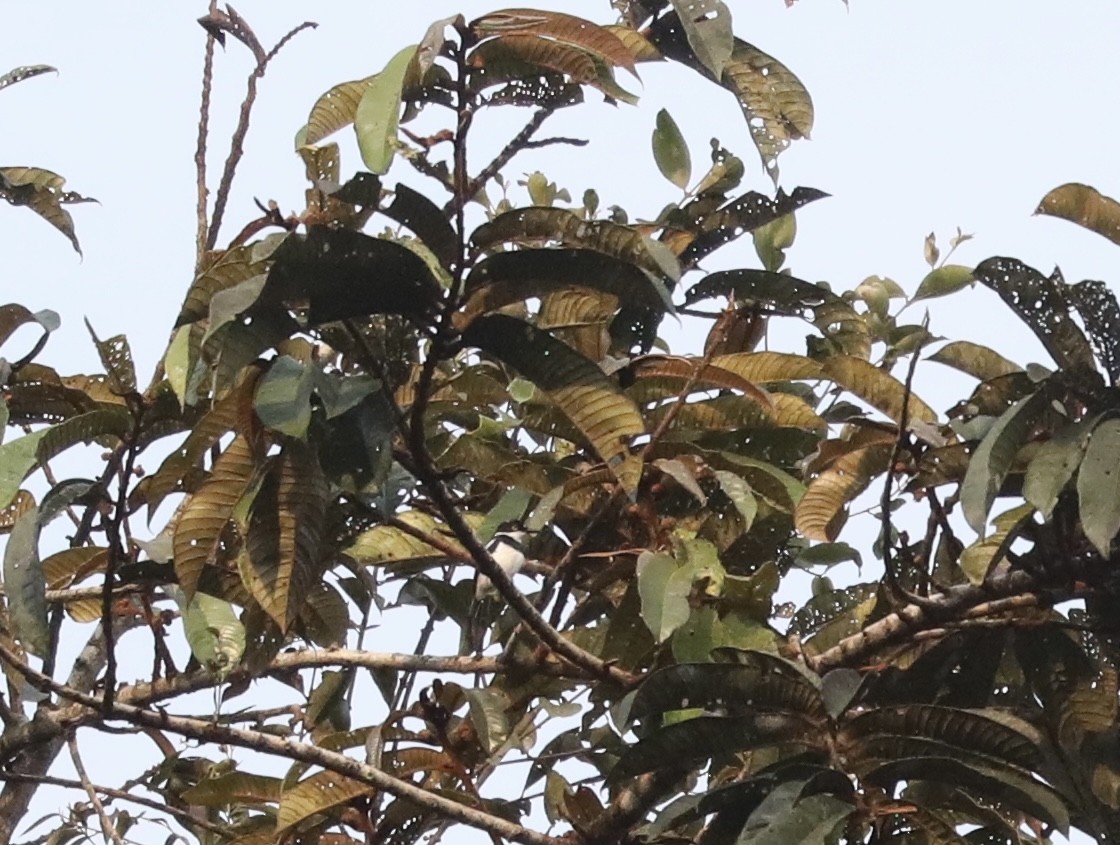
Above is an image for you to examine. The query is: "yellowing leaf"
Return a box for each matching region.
[1036,182,1120,247]
[471,9,638,75]
[822,356,937,425]
[796,436,895,541]
[304,75,375,146]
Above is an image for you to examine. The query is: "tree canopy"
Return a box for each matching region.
[3,3,1120,844]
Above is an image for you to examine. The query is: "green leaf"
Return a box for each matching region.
[355,45,417,174]
[820,668,863,720]
[672,606,723,663]
[740,792,854,845]
[277,771,373,835]
[652,108,691,190]
[961,392,1049,535]
[0,429,48,509]
[636,551,689,642]
[3,506,48,657]
[913,265,975,301]
[713,470,757,529]
[465,687,511,754]
[254,356,315,438]
[668,0,733,79]
[463,314,646,496]
[1078,418,1120,556]
[174,588,245,679]
[752,213,796,272]
[1036,182,1120,247]
[1023,414,1098,518]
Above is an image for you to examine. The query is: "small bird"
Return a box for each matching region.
[475,523,531,600]
[469,521,531,652]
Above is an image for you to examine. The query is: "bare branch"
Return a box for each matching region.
[67,736,126,845]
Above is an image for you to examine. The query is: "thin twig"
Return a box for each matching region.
[205,17,316,250]
[444,106,556,218]
[0,771,229,838]
[67,736,126,845]
[194,0,219,266]
[0,649,565,845]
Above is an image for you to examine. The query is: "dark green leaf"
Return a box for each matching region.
[652,108,691,190]
[1078,418,1120,556]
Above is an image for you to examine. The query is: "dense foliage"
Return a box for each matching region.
[3,2,1120,844]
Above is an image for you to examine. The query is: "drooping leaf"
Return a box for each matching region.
[472,207,680,282]
[3,506,48,657]
[973,257,1096,374]
[739,792,854,845]
[243,438,328,632]
[464,313,646,496]
[176,245,262,327]
[0,65,56,91]
[652,108,691,190]
[0,166,95,255]
[822,356,938,425]
[304,76,375,146]
[795,434,895,542]
[172,435,261,599]
[0,303,59,353]
[961,392,1049,535]
[471,8,639,75]
[382,182,458,271]
[666,0,733,79]
[255,226,441,326]
[0,429,48,509]
[927,341,1022,382]
[181,772,282,807]
[1078,418,1120,557]
[1036,182,1120,247]
[356,45,417,174]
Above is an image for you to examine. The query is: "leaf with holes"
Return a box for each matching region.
[84,319,136,395]
[1078,418,1120,557]
[473,207,679,282]
[463,248,673,324]
[468,34,638,104]
[277,770,374,835]
[471,9,638,76]
[973,257,1095,374]
[304,76,376,146]
[667,0,733,79]
[961,392,1049,535]
[0,65,56,92]
[243,438,328,632]
[0,166,95,255]
[464,314,646,496]
[1036,182,1120,247]
[173,435,261,599]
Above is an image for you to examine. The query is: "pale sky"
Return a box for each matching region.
[3,2,1116,842]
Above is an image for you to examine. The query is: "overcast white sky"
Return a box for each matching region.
[3,2,1117,842]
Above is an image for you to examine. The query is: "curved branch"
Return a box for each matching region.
[0,647,566,845]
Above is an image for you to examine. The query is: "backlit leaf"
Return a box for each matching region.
[822,356,937,425]
[913,265,974,301]
[0,65,56,92]
[927,341,1022,382]
[471,9,638,75]
[0,166,95,255]
[1036,182,1120,247]
[356,45,417,174]
[796,434,895,542]
[304,75,375,146]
